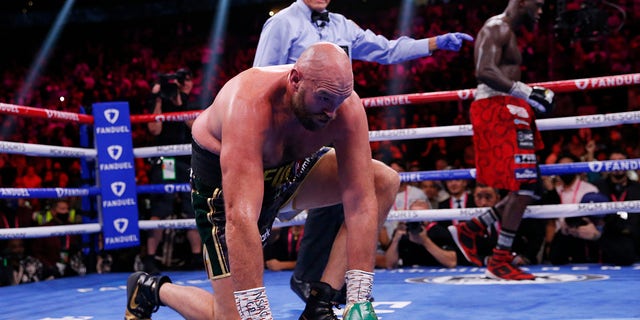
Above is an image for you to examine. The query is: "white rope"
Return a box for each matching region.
[0,223,101,239]
[129,110,640,158]
[369,110,640,142]
[0,141,97,158]
[3,201,637,239]
[133,144,192,158]
[2,111,640,159]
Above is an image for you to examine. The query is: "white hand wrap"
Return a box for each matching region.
[509,81,533,100]
[234,287,273,320]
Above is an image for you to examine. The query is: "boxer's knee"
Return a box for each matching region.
[373,160,400,205]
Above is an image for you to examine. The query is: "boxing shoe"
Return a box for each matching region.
[343,301,378,320]
[141,255,161,275]
[298,282,339,320]
[448,219,486,266]
[485,248,536,281]
[125,271,171,320]
[291,274,312,303]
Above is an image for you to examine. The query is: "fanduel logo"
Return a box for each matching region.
[104,108,120,124]
[111,181,126,197]
[456,89,473,100]
[107,145,123,161]
[113,218,128,233]
[589,161,604,172]
[163,184,191,193]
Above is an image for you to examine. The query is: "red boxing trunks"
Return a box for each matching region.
[470,95,544,191]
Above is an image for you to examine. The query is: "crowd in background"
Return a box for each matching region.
[1,0,640,285]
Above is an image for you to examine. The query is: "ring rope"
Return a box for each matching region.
[2,110,639,159]
[368,111,640,142]
[362,73,640,107]
[133,110,640,156]
[0,141,96,158]
[2,199,639,239]
[1,73,639,240]
[2,158,639,199]
[2,73,638,122]
[0,102,93,123]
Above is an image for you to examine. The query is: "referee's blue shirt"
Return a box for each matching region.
[253,0,432,67]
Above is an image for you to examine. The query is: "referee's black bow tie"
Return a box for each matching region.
[311,11,330,24]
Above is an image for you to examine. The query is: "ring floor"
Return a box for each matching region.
[2,264,639,320]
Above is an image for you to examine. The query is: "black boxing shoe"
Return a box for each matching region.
[141,255,161,275]
[291,275,348,306]
[298,282,339,320]
[125,271,171,320]
[291,274,312,303]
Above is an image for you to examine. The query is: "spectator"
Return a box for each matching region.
[42,161,69,188]
[143,68,202,273]
[0,199,35,229]
[419,179,449,211]
[379,159,430,268]
[438,176,473,211]
[0,239,53,286]
[554,153,600,205]
[391,160,429,211]
[263,225,305,271]
[385,200,458,269]
[17,165,42,189]
[30,199,86,278]
[548,192,637,265]
[593,150,640,262]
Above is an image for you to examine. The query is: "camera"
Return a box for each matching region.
[159,68,192,100]
[406,222,424,235]
[565,216,590,228]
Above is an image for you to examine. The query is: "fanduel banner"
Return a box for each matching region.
[93,102,140,250]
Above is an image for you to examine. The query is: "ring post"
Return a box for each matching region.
[93,102,140,250]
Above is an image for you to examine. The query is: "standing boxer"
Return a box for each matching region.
[448,0,554,280]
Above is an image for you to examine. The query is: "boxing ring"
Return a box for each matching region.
[1,73,640,319]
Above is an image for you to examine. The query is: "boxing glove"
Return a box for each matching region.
[510,81,555,114]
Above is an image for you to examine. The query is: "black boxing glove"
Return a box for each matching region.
[509,81,555,114]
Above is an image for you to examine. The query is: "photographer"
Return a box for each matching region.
[548,192,636,266]
[143,68,202,273]
[385,200,458,269]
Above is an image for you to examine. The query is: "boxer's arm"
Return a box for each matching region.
[476,23,555,113]
[148,83,163,135]
[219,94,268,292]
[474,23,514,92]
[333,93,378,272]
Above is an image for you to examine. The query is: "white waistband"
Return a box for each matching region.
[475,84,509,100]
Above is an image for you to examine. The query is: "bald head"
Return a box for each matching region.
[294,42,354,98]
[288,42,355,131]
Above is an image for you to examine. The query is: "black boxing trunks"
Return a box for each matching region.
[190,139,330,279]
[470,95,544,192]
